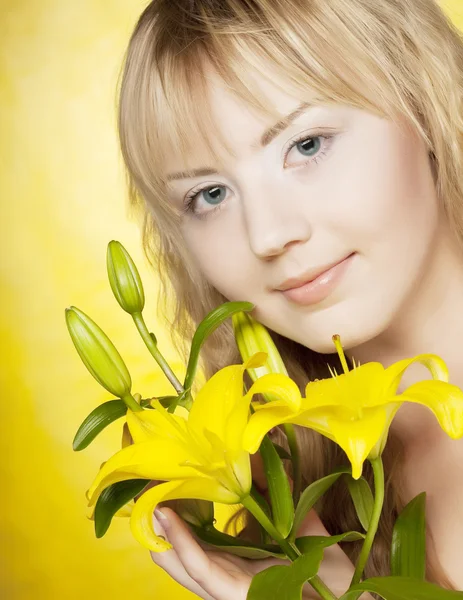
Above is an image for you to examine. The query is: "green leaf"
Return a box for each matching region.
[190,525,284,559]
[290,467,350,540]
[273,443,291,460]
[212,545,285,559]
[73,399,127,451]
[241,532,365,597]
[340,576,463,599]
[191,524,259,546]
[183,301,254,390]
[346,475,374,531]
[247,549,324,600]
[391,492,426,579]
[260,435,294,538]
[295,531,365,554]
[94,479,149,538]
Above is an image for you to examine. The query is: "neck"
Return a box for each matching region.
[346,219,463,449]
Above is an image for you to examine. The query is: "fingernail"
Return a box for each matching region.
[154,508,170,530]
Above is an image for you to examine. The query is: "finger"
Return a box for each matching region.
[150,513,215,600]
[156,508,249,600]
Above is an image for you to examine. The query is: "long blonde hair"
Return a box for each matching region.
[117,0,463,587]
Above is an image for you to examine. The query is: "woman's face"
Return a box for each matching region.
[165,68,441,353]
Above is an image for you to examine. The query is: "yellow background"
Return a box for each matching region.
[1,1,462,598]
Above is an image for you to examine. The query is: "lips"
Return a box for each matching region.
[276,254,353,292]
[277,253,356,307]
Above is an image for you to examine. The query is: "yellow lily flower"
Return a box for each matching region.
[86,353,275,552]
[244,335,463,480]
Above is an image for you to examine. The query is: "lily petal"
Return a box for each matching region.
[290,409,336,443]
[131,478,239,552]
[383,354,449,397]
[243,406,295,453]
[87,440,198,506]
[233,372,301,455]
[245,373,302,412]
[224,394,253,453]
[368,401,402,458]
[188,363,246,446]
[127,405,188,444]
[304,363,386,410]
[244,352,269,371]
[399,380,463,439]
[326,406,389,479]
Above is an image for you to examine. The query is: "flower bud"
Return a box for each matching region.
[107,241,145,314]
[232,312,288,381]
[65,306,132,398]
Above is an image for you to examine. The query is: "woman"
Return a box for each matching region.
[117,0,463,596]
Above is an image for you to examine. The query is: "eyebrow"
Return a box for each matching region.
[166,101,311,182]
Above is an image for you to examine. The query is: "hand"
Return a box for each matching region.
[149,506,373,600]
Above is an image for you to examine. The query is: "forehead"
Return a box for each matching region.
[161,63,322,175]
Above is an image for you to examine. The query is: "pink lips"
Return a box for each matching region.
[280,253,355,306]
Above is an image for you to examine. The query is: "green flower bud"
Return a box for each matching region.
[106,241,145,314]
[65,306,132,398]
[173,499,214,528]
[232,312,288,381]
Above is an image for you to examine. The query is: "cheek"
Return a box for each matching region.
[277,130,440,352]
[327,124,438,259]
[181,217,253,300]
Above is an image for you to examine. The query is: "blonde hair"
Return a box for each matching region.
[118,0,463,587]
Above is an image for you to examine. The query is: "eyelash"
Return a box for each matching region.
[182,131,337,220]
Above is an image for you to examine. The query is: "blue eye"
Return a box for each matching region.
[197,186,226,205]
[183,132,336,219]
[284,133,335,167]
[295,136,321,157]
[183,184,228,221]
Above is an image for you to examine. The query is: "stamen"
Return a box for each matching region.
[327,364,337,379]
[332,334,350,375]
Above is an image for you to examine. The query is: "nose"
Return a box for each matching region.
[242,181,312,259]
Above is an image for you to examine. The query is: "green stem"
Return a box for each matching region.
[132,312,184,394]
[121,393,143,412]
[250,484,272,544]
[350,456,385,586]
[242,494,338,600]
[283,423,302,505]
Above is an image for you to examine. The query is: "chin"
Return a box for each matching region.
[295,303,394,356]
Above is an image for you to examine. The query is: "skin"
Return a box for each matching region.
[154,65,463,595]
